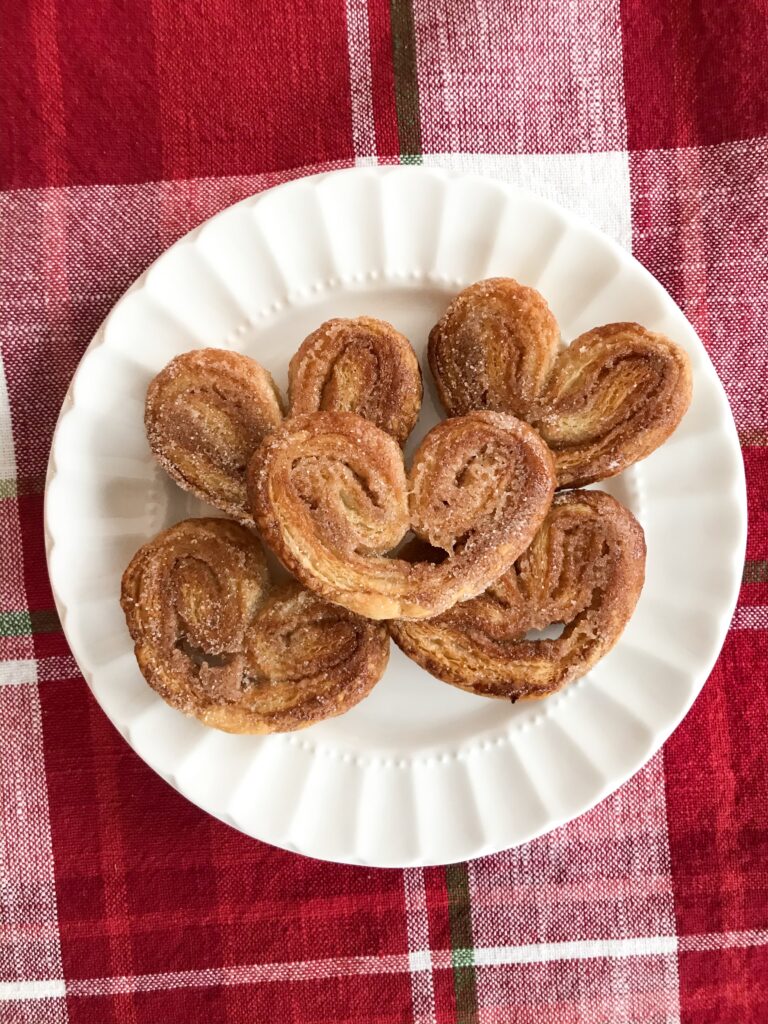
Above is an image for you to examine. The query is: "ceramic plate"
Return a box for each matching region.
[45,167,746,866]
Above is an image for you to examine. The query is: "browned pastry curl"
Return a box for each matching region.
[146,349,284,522]
[389,491,645,700]
[534,323,693,487]
[248,410,556,620]
[121,518,389,733]
[429,279,692,487]
[289,317,422,444]
[428,278,559,419]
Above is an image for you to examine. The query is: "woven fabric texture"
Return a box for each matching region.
[1,2,766,1022]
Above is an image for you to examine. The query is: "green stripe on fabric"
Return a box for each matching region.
[0,479,17,498]
[446,862,479,1024]
[390,0,423,164]
[743,560,768,583]
[0,611,32,636]
[0,609,61,636]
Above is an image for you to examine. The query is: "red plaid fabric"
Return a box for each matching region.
[1,2,766,1022]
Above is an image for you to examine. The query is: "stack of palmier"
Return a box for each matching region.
[123,279,691,731]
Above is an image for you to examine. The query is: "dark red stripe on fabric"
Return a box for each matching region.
[55,0,163,187]
[621,0,768,150]
[0,3,47,188]
[662,625,768,936]
[1,1,355,190]
[151,1,354,182]
[736,446,768,609]
[367,0,400,159]
[0,0,162,189]
[663,452,768,1021]
[678,946,768,1024]
[744,447,768,566]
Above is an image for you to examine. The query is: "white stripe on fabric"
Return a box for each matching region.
[472,935,678,966]
[403,868,437,1024]
[0,660,37,687]
[0,979,67,1001]
[0,657,79,686]
[731,606,768,629]
[421,151,633,250]
[5,927,768,1003]
[3,928,768,1002]
[345,0,376,160]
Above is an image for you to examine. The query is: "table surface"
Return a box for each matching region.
[1,2,766,1023]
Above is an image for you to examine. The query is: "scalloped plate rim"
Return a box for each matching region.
[44,166,747,866]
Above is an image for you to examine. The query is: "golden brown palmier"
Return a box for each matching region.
[429,279,692,487]
[121,518,389,733]
[429,278,560,420]
[289,317,422,445]
[248,410,556,620]
[534,323,693,487]
[389,490,645,701]
[145,349,284,522]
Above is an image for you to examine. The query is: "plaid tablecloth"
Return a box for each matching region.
[1,2,767,1022]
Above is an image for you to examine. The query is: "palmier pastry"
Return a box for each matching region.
[146,349,284,522]
[289,317,422,444]
[429,279,692,487]
[248,410,556,620]
[389,490,645,700]
[121,518,389,733]
[428,278,560,420]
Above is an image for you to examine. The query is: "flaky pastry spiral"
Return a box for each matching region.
[429,278,559,419]
[248,410,556,620]
[146,349,284,522]
[121,518,389,733]
[289,317,422,444]
[429,279,692,487]
[389,490,645,700]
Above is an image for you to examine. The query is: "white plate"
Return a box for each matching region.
[45,167,746,866]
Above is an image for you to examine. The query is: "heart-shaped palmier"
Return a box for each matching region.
[121,518,389,733]
[145,349,285,523]
[389,490,645,699]
[429,278,692,487]
[289,317,422,445]
[248,409,556,620]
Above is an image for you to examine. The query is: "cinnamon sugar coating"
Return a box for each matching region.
[121,518,389,733]
[429,279,692,487]
[535,322,693,487]
[429,278,559,419]
[389,491,645,699]
[289,317,422,445]
[248,410,556,620]
[145,349,284,522]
